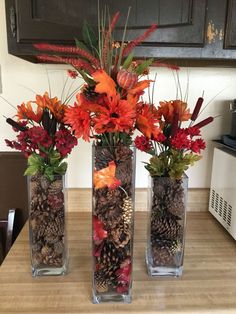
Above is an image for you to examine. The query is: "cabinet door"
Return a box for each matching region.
[6,0,207,60]
[102,0,207,47]
[224,0,236,49]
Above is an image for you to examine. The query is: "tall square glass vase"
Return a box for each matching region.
[92,144,136,303]
[146,174,188,277]
[28,174,68,276]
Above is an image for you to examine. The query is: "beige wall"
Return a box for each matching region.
[0,0,234,188]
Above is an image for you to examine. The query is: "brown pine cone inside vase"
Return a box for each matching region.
[94,147,114,170]
[114,145,133,163]
[115,159,133,187]
[95,241,124,291]
[49,178,63,194]
[94,188,123,228]
[110,222,131,249]
[152,242,174,267]
[151,215,183,241]
[152,177,185,218]
[44,215,65,244]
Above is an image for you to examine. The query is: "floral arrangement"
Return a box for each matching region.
[5,91,77,180]
[134,96,214,179]
[34,11,178,147]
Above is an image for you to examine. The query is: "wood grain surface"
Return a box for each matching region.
[67,188,210,212]
[0,212,235,314]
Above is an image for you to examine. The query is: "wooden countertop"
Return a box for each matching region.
[0,212,236,314]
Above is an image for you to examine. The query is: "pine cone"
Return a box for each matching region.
[54,240,65,255]
[115,159,133,186]
[152,243,174,266]
[151,216,182,241]
[152,178,185,218]
[44,216,65,243]
[114,145,133,163]
[37,175,51,191]
[95,241,123,290]
[110,222,131,248]
[49,178,63,194]
[94,188,123,228]
[122,197,133,225]
[94,147,114,170]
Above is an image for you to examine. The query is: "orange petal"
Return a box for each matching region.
[92,70,116,98]
[128,80,152,95]
[94,161,121,189]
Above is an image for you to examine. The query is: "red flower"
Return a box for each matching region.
[171,129,191,150]
[191,138,206,153]
[186,126,201,137]
[93,216,108,244]
[28,126,52,148]
[154,133,166,142]
[64,104,91,141]
[55,129,78,157]
[67,69,78,79]
[134,136,152,152]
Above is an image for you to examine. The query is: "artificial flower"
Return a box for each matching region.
[191,138,206,153]
[134,136,152,152]
[55,129,78,156]
[94,161,121,189]
[135,96,213,179]
[136,103,161,138]
[35,92,66,122]
[17,101,43,123]
[157,100,191,124]
[93,94,136,134]
[64,104,91,141]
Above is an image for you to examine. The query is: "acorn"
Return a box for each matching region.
[117,69,138,90]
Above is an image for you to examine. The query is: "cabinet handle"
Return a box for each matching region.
[9,6,16,38]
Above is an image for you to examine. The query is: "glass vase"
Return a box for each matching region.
[146,174,188,277]
[92,144,136,303]
[28,174,68,276]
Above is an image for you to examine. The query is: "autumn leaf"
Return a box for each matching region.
[93,216,107,243]
[92,70,116,98]
[94,161,121,189]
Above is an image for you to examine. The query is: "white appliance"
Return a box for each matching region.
[209,147,236,239]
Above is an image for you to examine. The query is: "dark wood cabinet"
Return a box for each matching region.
[5,0,236,62]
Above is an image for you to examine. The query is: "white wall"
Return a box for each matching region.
[0,0,234,188]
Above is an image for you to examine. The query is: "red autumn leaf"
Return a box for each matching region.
[116,258,132,284]
[94,161,121,189]
[93,216,107,243]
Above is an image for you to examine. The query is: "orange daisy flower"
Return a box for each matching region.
[64,104,91,141]
[93,94,136,134]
